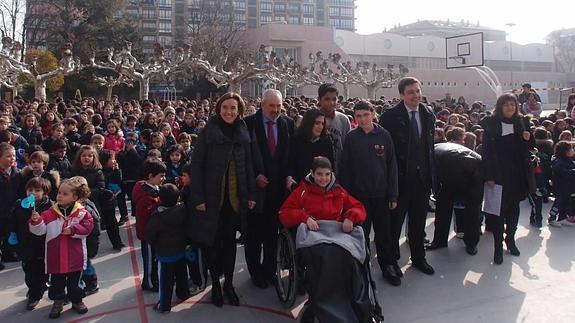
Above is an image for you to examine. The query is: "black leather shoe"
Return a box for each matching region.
[251,277,268,289]
[392,262,403,277]
[412,260,435,275]
[494,247,503,265]
[383,265,401,286]
[505,239,520,256]
[466,245,478,255]
[211,282,223,307]
[223,284,240,306]
[425,243,447,251]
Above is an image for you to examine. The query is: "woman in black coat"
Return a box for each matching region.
[481,93,534,265]
[286,109,336,189]
[187,93,256,308]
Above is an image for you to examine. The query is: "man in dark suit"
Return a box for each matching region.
[379,77,436,279]
[244,89,294,289]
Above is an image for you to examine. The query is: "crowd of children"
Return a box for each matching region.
[0,87,574,319]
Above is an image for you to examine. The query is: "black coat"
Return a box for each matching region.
[187,116,256,247]
[339,124,399,201]
[0,167,21,221]
[47,154,72,179]
[71,168,111,210]
[146,204,188,257]
[379,101,437,196]
[434,142,482,186]
[117,148,144,181]
[10,197,53,260]
[481,115,535,201]
[552,157,575,196]
[17,167,60,200]
[244,110,294,212]
[21,127,43,146]
[288,134,335,184]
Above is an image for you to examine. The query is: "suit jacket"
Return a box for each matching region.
[379,101,437,196]
[244,110,294,212]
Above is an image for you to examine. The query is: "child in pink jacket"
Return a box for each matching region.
[29,176,94,319]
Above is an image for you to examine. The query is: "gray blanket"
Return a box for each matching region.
[296,220,367,263]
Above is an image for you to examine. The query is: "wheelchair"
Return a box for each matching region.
[274,224,384,322]
[275,228,298,308]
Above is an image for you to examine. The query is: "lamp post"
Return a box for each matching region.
[506,22,516,91]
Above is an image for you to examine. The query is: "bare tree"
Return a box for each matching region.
[548,30,575,73]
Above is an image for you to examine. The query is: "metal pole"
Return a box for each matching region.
[506,23,516,91]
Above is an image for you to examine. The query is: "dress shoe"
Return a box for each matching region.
[493,246,503,265]
[412,260,435,275]
[251,277,268,289]
[211,282,223,307]
[223,284,240,306]
[392,263,403,277]
[383,265,401,286]
[505,238,520,256]
[425,242,447,251]
[466,245,478,255]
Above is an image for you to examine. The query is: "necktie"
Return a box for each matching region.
[410,111,420,140]
[267,121,276,158]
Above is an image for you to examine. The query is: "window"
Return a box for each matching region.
[142,21,156,30]
[143,35,156,43]
[234,1,246,10]
[260,2,272,12]
[189,0,200,7]
[113,11,123,19]
[340,7,353,17]
[159,9,172,19]
[303,16,314,25]
[159,35,172,46]
[126,8,139,16]
[288,16,300,24]
[158,0,172,6]
[159,21,172,32]
[288,3,300,12]
[260,14,272,23]
[274,3,286,11]
[329,7,338,16]
[303,4,314,14]
[141,9,156,19]
[234,13,246,23]
[274,16,286,22]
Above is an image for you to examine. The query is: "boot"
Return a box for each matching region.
[211,280,223,308]
[494,237,503,265]
[505,236,520,256]
[49,300,65,319]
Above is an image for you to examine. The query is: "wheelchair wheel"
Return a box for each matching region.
[275,229,297,308]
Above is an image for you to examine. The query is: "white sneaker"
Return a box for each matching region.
[558,219,574,227]
[455,232,465,239]
[548,220,562,228]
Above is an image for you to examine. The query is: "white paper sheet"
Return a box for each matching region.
[482,183,503,216]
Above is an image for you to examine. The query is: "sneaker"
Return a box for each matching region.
[456,232,465,239]
[548,220,562,228]
[26,299,40,310]
[72,301,88,314]
[558,219,574,227]
[153,302,171,313]
[49,300,64,319]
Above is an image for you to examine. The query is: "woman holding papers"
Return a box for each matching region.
[481,94,535,265]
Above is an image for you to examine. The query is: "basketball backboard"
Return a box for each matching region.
[445,32,484,69]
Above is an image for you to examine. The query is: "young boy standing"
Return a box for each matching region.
[339,101,400,286]
[11,178,53,310]
[132,159,166,291]
[146,184,190,312]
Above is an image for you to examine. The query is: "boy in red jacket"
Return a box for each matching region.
[279,156,366,232]
[132,159,166,292]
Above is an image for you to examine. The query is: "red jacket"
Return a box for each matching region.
[279,176,366,229]
[132,180,160,240]
[104,134,125,152]
[29,202,94,274]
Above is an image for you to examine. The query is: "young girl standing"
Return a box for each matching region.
[29,176,94,318]
[20,113,44,146]
[164,144,186,186]
[99,149,126,249]
[104,119,125,153]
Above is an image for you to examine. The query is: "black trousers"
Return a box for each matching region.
[360,197,392,271]
[22,259,48,301]
[206,200,237,285]
[49,271,84,303]
[392,177,430,263]
[432,181,482,248]
[187,246,208,288]
[486,201,521,246]
[141,240,158,289]
[101,204,123,247]
[124,180,137,217]
[158,258,190,311]
[245,201,280,281]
